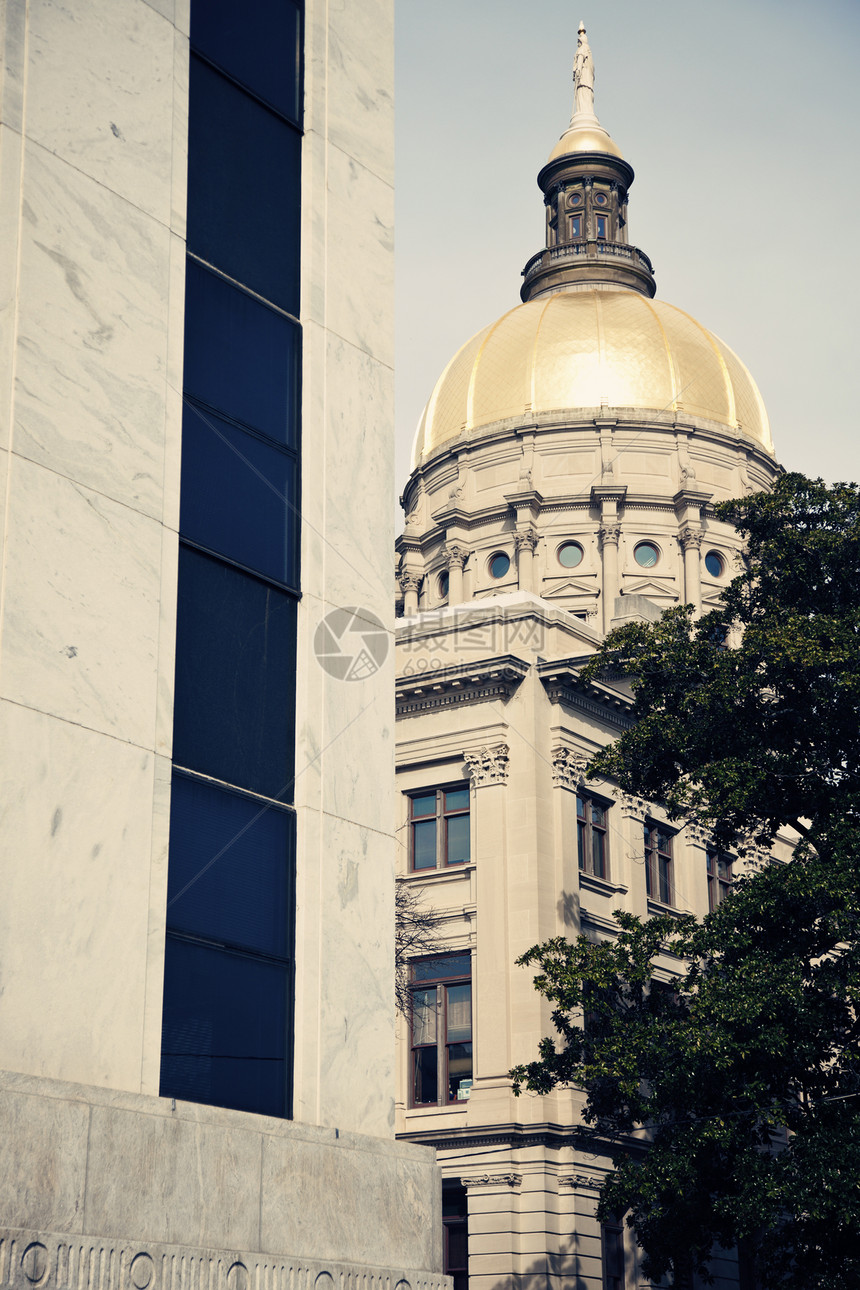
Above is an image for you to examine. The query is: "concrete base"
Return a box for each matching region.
[0,1073,448,1290]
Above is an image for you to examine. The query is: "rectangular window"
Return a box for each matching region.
[596,214,608,239]
[570,214,582,238]
[707,849,733,910]
[602,1216,625,1290]
[577,793,609,880]
[644,821,674,905]
[411,955,472,1106]
[443,1182,469,1290]
[409,788,470,871]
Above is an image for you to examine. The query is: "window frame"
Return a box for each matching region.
[644,820,674,905]
[601,1214,626,1290]
[577,791,610,881]
[409,955,473,1108]
[707,848,733,910]
[408,786,471,873]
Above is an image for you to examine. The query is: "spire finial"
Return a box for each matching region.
[572,21,596,123]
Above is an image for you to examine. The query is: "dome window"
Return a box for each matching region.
[594,192,608,207]
[438,571,449,599]
[567,192,582,208]
[558,542,584,569]
[570,215,582,239]
[634,541,660,568]
[704,550,725,578]
[596,215,607,239]
[489,552,511,580]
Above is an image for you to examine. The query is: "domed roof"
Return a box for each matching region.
[548,119,623,161]
[413,289,773,464]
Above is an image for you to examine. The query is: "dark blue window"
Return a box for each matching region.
[191,0,302,126]
[160,935,291,1117]
[173,547,296,801]
[167,773,293,956]
[183,259,300,449]
[180,401,298,586]
[187,56,301,316]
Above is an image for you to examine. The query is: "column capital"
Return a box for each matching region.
[551,746,589,791]
[598,523,621,548]
[463,743,509,787]
[618,791,649,821]
[679,526,704,552]
[444,542,469,570]
[514,528,538,554]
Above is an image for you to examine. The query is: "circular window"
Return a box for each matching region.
[567,192,582,208]
[704,550,725,578]
[489,552,511,580]
[438,571,449,598]
[634,542,660,568]
[558,541,584,569]
[594,192,608,207]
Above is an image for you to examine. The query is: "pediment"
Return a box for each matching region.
[542,576,599,599]
[623,577,678,600]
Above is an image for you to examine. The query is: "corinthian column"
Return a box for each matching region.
[445,543,468,605]
[514,529,538,594]
[398,572,420,617]
[599,524,621,633]
[679,527,703,613]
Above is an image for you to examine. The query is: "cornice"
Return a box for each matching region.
[537,659,633,730]
[396,656,530,717]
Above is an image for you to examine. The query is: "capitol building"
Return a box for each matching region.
[394,25,785,1290]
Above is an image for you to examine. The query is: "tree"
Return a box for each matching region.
[395,880,444,1017]
[510,476,860,1287]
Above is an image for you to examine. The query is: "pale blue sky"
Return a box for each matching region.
[395,0,860,503]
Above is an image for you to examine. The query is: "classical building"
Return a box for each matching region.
[0,2,443,1288]
[395,27,786,1290]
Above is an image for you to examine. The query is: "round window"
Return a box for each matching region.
[489,552,510,580]
[595,192,608,207]
[567,192,582,208]
[558,541,584,569]
[438,571,449,598]
[704,550,724,578]
[634,542,660,568]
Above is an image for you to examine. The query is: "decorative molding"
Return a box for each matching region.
[460,1173,522,1190]
[551,746,589,790]
[463,744,510,787]
[537,661,633,731]
[598,524,621,547]
[678,526,704,552]
[685,822,712,848]
[396,657,529,718]
[618,792,649,820]
[443,543,469,570]
[558,1172,604,1191]
[514,529,539,554]
[397,573,421,594]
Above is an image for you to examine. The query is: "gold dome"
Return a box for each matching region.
[548,120,623,161]
[413,289,773,464]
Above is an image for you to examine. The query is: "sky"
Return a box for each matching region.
[394,0,860,506]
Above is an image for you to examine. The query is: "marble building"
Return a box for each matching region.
[394,26,788,1290]
[0,2,444,1288]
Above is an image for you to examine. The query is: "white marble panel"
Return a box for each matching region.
[169,23,189,238]
[160,231,186,537]
[324,0,394,187]
[140,753,171,1096]
[0,456,162,750]
[0,702,156,1092]
[14,142,171,518]
[0,123,24,452]
[311,814,396,1136]
[324,147,394,367]
[0,0,27,133]
[25,0,176,225]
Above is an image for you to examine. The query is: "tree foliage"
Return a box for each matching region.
[510,476,860,1287]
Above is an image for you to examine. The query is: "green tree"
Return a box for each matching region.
[511,476,860,1287]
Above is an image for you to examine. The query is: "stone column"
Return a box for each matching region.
[514,529,538,594]
[679,526,703,613]
[599,524,621,633]
[551,748,588,933]
[445,542,468,605]
[398,572,420,617]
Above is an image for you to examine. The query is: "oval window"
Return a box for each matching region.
[568,192,582,208]
[439,571,449,598]
[704,550,724,578]
[489,552,510,579]
[595,192,608,207]
[558,542,584,569]
[634,542,659,568]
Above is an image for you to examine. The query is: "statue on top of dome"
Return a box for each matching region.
[572,22,595,119]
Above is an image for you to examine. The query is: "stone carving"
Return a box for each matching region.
[679,461,697,485]
[398,573,420,594]
[461,1173,522,1189]
[572,23,595,117]
[685,822,712,848]
[679,527,704,552]
[558,1172,603,1191]
[598,524,621,547]
[551,746,589,790]
[514,529,538,554]
[618,791,649,820]
[463,744,509,787]
[448,479,465,502]
[444,543,468,570]
[403,509,421,533]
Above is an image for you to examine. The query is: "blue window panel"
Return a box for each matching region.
[191,0,302,127]
[167,773,294,957]
[183,261,300,450]
[180,401,298,586]
[187,57,301,316]
[160,936,290,1117]
[173,547,296,800]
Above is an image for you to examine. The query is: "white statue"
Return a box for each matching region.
[572,22,595,118]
